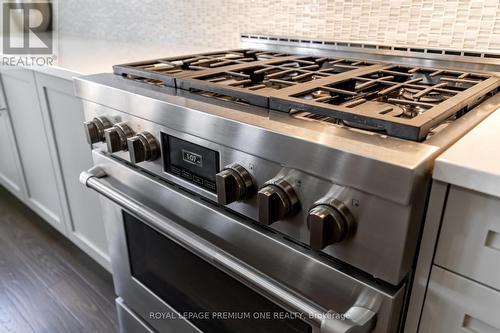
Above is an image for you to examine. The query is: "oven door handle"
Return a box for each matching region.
[80,166,378,333]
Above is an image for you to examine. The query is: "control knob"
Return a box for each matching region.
[257,178,299,225]
[216,164,255,205]
[307,199,354,250]
[83,116,112,144]
[105,123,134,153]
[127,131,160,163]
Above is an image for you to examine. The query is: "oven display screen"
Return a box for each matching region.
[162,134,219,192]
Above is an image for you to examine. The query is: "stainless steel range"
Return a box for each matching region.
[76,36,500,333]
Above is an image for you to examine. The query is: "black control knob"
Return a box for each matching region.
[307,200,353,250]
[257,179,299,225]
[127,131,160,164]
[216,164,255,205]
[105,123,134,153]
[83,116,112,144]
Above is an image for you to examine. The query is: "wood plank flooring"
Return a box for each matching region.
[0,186,118,333]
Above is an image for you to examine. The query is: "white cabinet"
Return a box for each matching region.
[34,72,110,270]
[408,181,500,333]
[0,67,67,233]
[0,97,26,200]
[435,186,500,291]
[0,67,110,271]
[420,266,500,333]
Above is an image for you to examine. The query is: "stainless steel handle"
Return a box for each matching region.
[80,166,377,333]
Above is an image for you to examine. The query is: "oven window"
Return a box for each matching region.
[124,211,311,333]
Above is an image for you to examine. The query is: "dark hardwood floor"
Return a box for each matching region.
[0,186,119,333]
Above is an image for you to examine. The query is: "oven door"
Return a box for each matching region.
[81,151,405,333]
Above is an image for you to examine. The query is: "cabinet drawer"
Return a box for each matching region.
[420,266,500,333]
[435,185,500,290]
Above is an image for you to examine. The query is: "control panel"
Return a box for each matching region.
[83,112,360,253]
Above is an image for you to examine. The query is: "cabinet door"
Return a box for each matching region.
[0,106,26,200]
[0,68,66,234]
[34,72,110,270]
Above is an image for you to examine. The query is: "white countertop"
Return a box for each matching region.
[434,109,500,198]
[2,35,221,80]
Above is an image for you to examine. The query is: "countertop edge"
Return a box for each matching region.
[433,107,500,199]
[29,65,82,81]
[433,159,500,198]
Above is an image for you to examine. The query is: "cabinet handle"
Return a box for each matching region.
[463,314,500,333]
[485,230,500,252]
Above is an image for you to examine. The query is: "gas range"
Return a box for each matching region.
[114,46,498,141]
[76,37,500,333]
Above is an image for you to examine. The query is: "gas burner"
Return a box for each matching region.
[401,87,446,103]
[312,90,330,99]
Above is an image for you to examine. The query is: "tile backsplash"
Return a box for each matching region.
[59,0,500,50]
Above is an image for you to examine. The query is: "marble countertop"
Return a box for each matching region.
[434,109,500,198]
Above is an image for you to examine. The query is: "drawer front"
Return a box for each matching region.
[435,185,500,290]
[420,266,500,333]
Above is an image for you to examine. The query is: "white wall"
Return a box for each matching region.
[60,0,500,50]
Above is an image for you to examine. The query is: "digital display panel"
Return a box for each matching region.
[162,134,219,193]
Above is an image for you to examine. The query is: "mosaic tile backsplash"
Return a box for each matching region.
[59,0,500,50]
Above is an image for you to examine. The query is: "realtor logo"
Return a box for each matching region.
[2,1,53,54]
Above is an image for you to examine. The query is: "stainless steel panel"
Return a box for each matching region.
[74,73,438,206]
[419,266,500,333]
[403,181,449,333]
[82,107,422,284]
[435,186,500,291]
[116,298,156,333]
[239,36,500,74]
[90,151,405,333]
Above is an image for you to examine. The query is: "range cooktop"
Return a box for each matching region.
[114,48,499,141]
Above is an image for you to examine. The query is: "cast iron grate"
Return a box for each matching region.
[176,56,378,107]
[114,49,500,141]
[270,65,499,140]
[113,49,290,88]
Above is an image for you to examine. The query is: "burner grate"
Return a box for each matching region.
[113,49,290,87]
[114,49,500,141]
[270,65,499,140]
[176,56,378,107]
